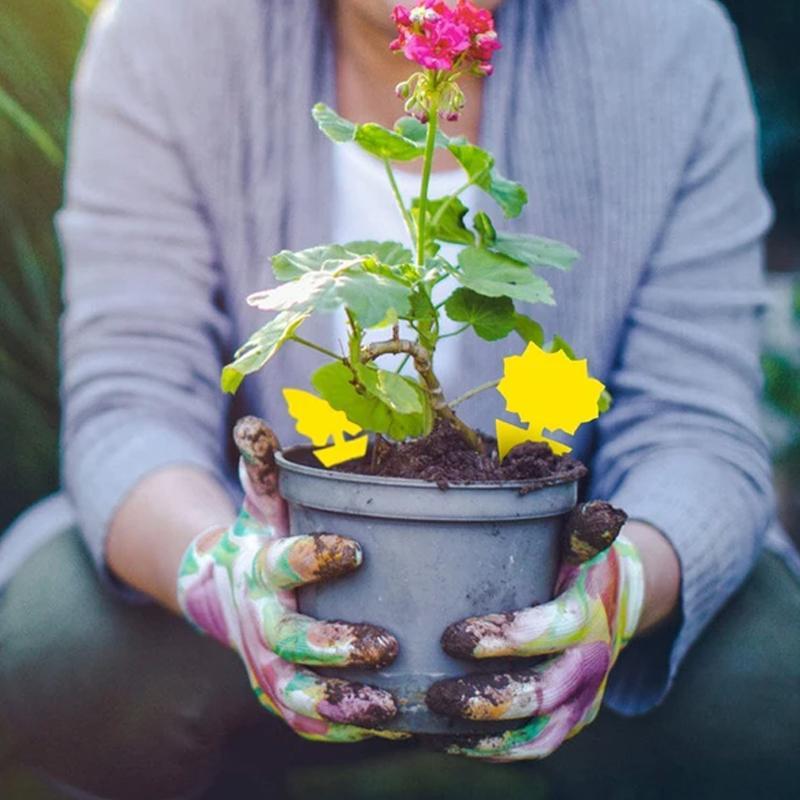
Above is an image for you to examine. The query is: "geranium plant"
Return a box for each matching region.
[222,0,607,463]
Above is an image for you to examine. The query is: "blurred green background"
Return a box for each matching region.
[0,0,798,535]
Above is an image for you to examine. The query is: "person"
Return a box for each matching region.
[1,0,799,798]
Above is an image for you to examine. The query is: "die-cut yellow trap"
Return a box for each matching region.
[495,343,605,460]
[283,388,368,467]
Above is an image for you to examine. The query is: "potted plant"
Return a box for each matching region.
[222,0,618,735]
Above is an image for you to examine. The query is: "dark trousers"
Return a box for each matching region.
[1,528,799,800]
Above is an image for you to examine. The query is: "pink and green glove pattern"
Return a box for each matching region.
[177,417,405,743]
[427,502,645,761]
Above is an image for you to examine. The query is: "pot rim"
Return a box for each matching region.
[275,445,586,493]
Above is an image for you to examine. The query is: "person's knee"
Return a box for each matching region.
[647,553,800,764]
[0,528,259,799]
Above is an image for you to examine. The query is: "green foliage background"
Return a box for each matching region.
[1,0,96,531]
[0,0,798,533]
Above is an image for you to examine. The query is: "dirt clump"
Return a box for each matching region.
[331,420,587,488]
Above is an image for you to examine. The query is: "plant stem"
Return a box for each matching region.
[362,339,483,453]
[429,178,474,227]
[345,308,363,370]
[429,167,490,229]
[393,353,412,374]
[438,324,470,340]
[0,88,64,168]
[290,335,340,360]
[415,103,440,267]
[383,158,417,248]
[448,378,501,409]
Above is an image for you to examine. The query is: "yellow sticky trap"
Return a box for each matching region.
[494,343,605,460]
[313,436,369,467]
[283,388,368,467]
[495,420,572,461]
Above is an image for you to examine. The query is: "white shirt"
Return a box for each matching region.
[331,141,479,388]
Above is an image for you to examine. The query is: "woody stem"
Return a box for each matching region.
[361,339,484,453]
[448,378,501,409]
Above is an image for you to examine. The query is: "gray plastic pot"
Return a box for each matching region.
[276,448,578,736]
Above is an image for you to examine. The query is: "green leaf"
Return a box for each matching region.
[340,271,413,328]
[313,105,424,161]
[70,0,98,15]
[393,116,449,148]
[447,138,492,179]
[545,334,577,359]
[422,255,454,279]
[250,270,338,313]
[356,363,423,414]
[271,244,354,281]
[473,211,497,246]
[312,103,356,143]
[273,242,413,283]
[250,266,411,329]
[513,313,545,345]
[406,286,437,324]
[446,138,527,219]
[598,389,613,414]
[388,124,529,217]
[444,288,515,341]
[457,247,555,306]
[405,287,438,351]
[490,233,580,271]
[394,116,426,143]
[312,361,431,440]
[221,311,308,394]
[342,241,413,266]
[0,87,63,167]
[354,123,424,161]
[412,197,474,246]
[483,170,528,219]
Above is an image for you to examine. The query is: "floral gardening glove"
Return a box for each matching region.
[178,416,404,743]
[426,501,645,761]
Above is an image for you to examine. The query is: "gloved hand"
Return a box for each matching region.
[427,501,645,761]
[177,416,404,743]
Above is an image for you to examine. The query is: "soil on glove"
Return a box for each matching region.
[288,421,587,489]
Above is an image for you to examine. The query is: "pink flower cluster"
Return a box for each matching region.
[390,1,501,75]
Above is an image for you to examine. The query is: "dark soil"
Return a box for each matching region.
[327,420,587,489]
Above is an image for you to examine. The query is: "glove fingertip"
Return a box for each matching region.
[440,619,482,660]
[341,622,399,669]
[310,534,363,578]
[234,416,281,466]
[425,676,470,718]
[234,418,285,513]
[440,611,517,660]
[563,501,627,565]
[317,680,398,728]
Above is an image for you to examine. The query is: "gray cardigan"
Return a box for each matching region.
[52,0,780,716]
